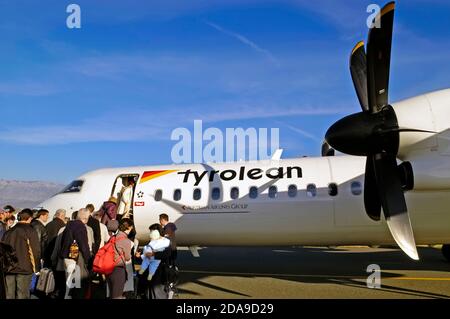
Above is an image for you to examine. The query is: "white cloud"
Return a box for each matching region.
[205,21,279,66]
[276,121,321,142]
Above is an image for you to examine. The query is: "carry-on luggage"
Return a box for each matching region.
[36,268,55,295]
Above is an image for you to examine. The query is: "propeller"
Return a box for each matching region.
[325,2,421,260]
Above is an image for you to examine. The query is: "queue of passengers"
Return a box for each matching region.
[0,202,178,300]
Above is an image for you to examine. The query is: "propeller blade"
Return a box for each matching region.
[386,213,419,260]
[350,41,369,112]
[366,1,395,113]
[364,155,381,221]
[373,152,419,260]
[321,141,335,156]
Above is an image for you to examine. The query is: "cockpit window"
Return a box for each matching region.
[60,180,84,193]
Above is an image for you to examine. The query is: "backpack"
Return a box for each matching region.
[92,235,126,275]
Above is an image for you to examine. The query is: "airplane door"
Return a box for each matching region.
[110,173,139,219]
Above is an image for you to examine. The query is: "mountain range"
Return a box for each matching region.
[0,179,64,209]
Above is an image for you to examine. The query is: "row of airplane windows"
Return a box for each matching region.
[152,181,363,202]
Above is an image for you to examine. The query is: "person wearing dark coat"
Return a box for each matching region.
[59,209,92,299]
[86,204,101,256]
[159,213,178,266]
[2,209,41,299]
[0,242,18,299]
[30,209,49,268]
[44,209,67,268]
[46,209,67,241]
[99,197,118,225]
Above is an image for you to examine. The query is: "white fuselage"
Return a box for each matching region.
[38,89,450,247]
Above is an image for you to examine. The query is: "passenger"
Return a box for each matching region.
[50,224,67,299]
[31,209,39,219]
[86,204,101,255]
[3,205,16,223]
[120,218,137,298]
[92,211,109,248]
[117,177,135,219]
[136,223,172,299]
[5,215,16,230]
[31,209,49,269]
[59,208,92,299]
[85,204,95,214]
[46,209,67,242]
[159,213,178,266]
[45,209,66,269]
[139,226,170,281]
[80,208,95,297]
[5,206,17,228]
[71,209,95,257]
[2,209,41,299]
[105,219,133,299]
[98,197,117,225]
[0,209,6,240]
[89,209,110,299]
[0,241,18,299]
[126,217,137,243]
[86,223,95,259]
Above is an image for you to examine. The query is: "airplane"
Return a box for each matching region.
[37,2,450,262]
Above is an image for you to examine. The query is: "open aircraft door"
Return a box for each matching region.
[110,173,140,220]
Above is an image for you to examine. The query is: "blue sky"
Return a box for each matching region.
[0,0,449,183]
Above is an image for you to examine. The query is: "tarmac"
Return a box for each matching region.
[174,246,450,299]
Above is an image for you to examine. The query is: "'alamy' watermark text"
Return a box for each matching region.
[171,120,279,164]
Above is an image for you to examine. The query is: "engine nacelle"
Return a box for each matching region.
[393,89,450,190]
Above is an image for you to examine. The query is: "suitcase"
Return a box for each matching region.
[36,268,55,294]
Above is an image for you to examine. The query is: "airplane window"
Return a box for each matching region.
[154,189,163,201]
[351,181,362,195]
[328,183,338,197]
[230,187,239,200]
[306,184,317,198]
[211,187,221,200]
[269,186,278,199]
[60,180,84,193]
[173,189,181,201]
[288,185,297,198]
[193,188,201,201]
[249,186,258,199]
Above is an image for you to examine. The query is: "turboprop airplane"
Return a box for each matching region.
[37,2,450,261]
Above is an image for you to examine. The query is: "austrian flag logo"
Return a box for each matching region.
[139,170,178,184]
